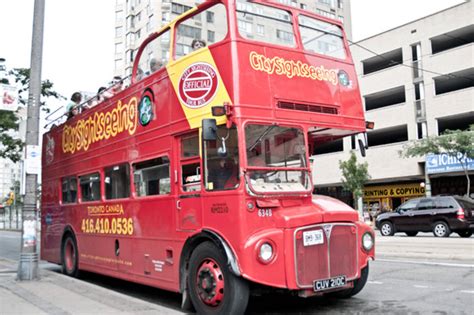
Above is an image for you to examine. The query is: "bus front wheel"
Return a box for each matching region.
[328,264,369,298]
[187,242,249,315]
[62,234,79,277]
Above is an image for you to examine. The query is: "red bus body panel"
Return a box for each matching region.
[41,0,373,296]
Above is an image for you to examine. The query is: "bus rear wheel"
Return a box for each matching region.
[187,242,249,315]
[62,234,79,277]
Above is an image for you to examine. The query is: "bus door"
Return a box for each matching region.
[175,133,203,231]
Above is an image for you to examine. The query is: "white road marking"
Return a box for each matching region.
[460,290,474,294]
[368,281,383,284]
[414,285,429,288]
[377,258,474,268]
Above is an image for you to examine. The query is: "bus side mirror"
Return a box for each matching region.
[202,119,217,141]
[358,139,366,157]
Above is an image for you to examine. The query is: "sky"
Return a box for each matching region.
[0,0,466,121]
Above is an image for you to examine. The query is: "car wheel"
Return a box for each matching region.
[187,242,249,315]
[380,221,394,236]
[457,230,473,238]
[62,234,80,277]
[328,264,369,298]
[433,221,451,237]
[405,232,418,237]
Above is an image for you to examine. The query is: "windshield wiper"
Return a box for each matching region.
[247,125,276,152]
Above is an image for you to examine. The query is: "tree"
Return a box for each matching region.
[339,151,371,210]
[400,125,474,197]
[0,68,64,163]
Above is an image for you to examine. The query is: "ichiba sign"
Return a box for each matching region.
[178,62,218,108]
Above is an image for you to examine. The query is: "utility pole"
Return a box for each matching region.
[18,0,45,281]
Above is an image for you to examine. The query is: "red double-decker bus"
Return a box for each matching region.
[41,1,374,314]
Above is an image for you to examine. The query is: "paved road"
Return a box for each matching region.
[1,230,473,314]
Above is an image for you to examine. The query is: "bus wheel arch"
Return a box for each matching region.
[185,240,249,314]
[179,230,241,310]
[60,227,80,277]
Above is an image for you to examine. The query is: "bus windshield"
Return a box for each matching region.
[236,0,295,47]
[245,124,310,194]
[298,15,346,59]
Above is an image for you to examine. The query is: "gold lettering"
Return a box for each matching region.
[62,97,138,154]
[249,52,338,85]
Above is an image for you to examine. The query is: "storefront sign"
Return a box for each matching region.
[364,183,425,198]
[426,153,474,174]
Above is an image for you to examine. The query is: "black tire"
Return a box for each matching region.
[380,221,394,236]
[405,232,418,237]
[433,221,451,237]
[457,230,473,238]
[61,234,80,277]
[187,242,249,315]
[329,264,369,298]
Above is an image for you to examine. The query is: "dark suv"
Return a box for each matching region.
[376,196,474,237]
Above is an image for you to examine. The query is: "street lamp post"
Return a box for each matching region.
[17,0,45,281]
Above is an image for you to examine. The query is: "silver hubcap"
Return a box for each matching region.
[381,224,391,235]
[435,224,446,236]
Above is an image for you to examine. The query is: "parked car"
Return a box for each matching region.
[375,196,474,237]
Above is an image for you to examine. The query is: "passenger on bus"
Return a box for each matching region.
[90,87,107,107]
[66,92,82,119]
[102,76,123,98]
[150,58,163,73]
[191,39,206,50]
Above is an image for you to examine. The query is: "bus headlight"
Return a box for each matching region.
[362,232,374,251]
[258,242,274,264]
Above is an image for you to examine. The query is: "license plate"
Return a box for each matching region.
[303,230,324,246]
[314,276,346,292]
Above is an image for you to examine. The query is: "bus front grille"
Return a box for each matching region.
[294,224,359,288]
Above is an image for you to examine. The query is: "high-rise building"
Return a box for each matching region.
[113,0,353,77]
[312,1,473,210]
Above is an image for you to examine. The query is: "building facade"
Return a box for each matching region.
[313,1,474,211]
[113,0,353,77]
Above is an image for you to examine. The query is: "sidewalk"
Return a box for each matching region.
[0,258,182,315]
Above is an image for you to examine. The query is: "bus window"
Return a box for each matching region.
[175,3,228,59]
[204,125,239,191]
[236,0,295,47]
[133,157,170,196]
[181,134,199,158]
[298,15,346,59]
[105,164,130,200]
[245,124,311,194]
[137,29,170,80]
[80,173,101,202]
[182,163,201,192]
[61,176,77,204]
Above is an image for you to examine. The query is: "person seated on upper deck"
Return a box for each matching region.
[191,39,206,51]
[66,92,82,119]
[149,58,163,73]
[102,76,123,99]
[90,86,107,107]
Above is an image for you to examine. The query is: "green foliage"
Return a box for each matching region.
[400,125,474,196]
[0,68,64,163]
[339,151,371,207]
[10,68,65,113]
[0,110,23,162]
[401,125,474,159]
